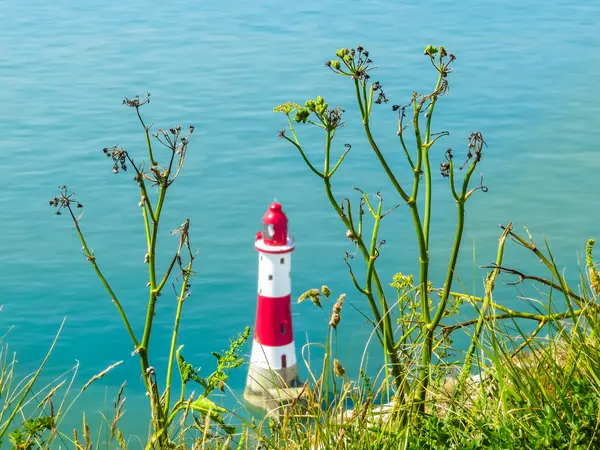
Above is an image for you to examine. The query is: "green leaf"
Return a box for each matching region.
[176,345,202,386]
[190,397,235,434]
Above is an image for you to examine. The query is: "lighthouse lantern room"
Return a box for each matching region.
[245,202,300,403]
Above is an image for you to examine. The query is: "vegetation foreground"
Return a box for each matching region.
[2,46,600,449]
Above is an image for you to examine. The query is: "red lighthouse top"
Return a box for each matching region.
[261,202,288,246]
[255,202,295,253]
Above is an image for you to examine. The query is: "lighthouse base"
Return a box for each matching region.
[244,362,302,412]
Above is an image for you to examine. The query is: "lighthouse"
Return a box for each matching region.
[244,202,300,405]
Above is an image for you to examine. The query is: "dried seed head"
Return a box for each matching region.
[334,359,345,377]
[329,294,346,328]
[105,146,128,174]
[329,313,340,328]
[321,285,331,298]
[123,93,150,108]
[333,293,345,313]
[49,186,83,217]
[440,162,450,178]
[590,268,600,295]
[298,288,321,308]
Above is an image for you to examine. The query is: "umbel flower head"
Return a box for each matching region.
[48,186,83,215]
[325,46,389,104]
[273,102,301,115]
[325,46,374,83]
[274,96,345,132]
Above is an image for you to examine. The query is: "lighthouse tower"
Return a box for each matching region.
[244,202,299,402]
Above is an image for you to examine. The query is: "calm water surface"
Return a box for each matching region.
[1,0,599,440]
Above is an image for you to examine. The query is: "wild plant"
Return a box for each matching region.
[50,94,249,448]
[275,44,489,409]
[274,44,600,437]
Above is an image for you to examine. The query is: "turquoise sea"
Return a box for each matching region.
[1,0,600,441]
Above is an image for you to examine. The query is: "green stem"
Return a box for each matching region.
[359,80,429,362]
[164,261,192,415]
[284,136,324,178]
[156,252,179,294]
[323,130,404,393]
[136,106,157,167]
[356,80,410,203]
[354,79,365,117]
[368,199,392,399]
[416,162,476,405]
[422,69,444,248]
[433,163,476,326]
[365,201,382,291]
[408,101,432,348]
[448,161,459,201]
[406,100,435,342]
[137,182,170,445]
[503,227,555,273]
[484,265,585,304]
[398,130,415,170]
[142,185,168,351]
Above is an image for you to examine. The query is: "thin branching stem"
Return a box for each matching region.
[321,129,404,391]
[67,206,139,349]
[422,64,445,248]
[164,221,193,415]
[416,158,477,405]
[136,105,157,167]
[355,79,410,203]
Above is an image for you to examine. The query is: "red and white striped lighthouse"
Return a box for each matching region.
[244,202,299,400]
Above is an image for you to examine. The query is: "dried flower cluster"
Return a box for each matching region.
[48,185,82,215]
[123,92,151,108]
[466,131,486,164]
[440,132,487,178]
[440,148,453,178]
[103,146,128,174]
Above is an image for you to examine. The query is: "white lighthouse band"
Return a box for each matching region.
[249,341,297,371]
